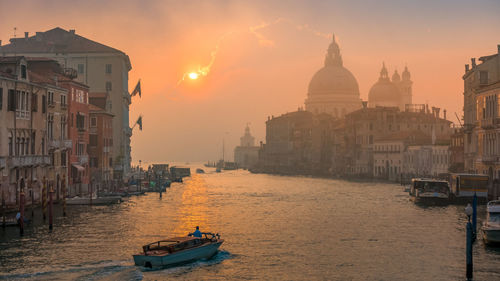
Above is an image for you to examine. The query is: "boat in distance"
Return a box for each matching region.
[483,200,500,245]
[409,178,450,205]
[133,232,224,269]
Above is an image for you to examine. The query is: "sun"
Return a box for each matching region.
[188,72,199,80]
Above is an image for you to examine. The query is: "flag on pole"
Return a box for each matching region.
[136,115,143,131]
[131,79,141,97]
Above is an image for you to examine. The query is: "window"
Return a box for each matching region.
[8,135,13,156]
[105,64,112,74]
[48,91,54,106]
[21,65,27,79]
[76,113,85,130]
[60,94,67,107]
[0,88,2,110]
[78,64,84,74]
[48,114,54,140]
[480,71,488,85]
[91,117,97,127]
[105,81,112,91]
[31,93,38,112]
[41,137,45,155]
[61,151,66,167]
[31,132,35,154]
[89,134,98,146]
[42,95,46,113]
[8,89,15,111]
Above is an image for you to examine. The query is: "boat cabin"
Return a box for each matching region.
[449,173,489,199]
[410,178,450,197]
[142,237,204,256]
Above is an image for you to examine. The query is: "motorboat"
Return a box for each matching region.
[196,168,205,174]
[482,200,500,245]
[409,178,450,205]
[133,232,223,269]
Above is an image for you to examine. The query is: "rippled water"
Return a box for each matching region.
[1,168,500,280]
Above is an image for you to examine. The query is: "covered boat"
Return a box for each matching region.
[409,178,450,205]
[483,200,500,245]
[133,232,223,268]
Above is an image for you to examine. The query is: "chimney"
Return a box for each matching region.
[471,58,476,68]
[443,109,447,120]
[24,32,29,39]
[465,64,469,72]
[69,29,75,34]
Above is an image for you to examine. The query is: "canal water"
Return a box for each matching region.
[1,168,500,280]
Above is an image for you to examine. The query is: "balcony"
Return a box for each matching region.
[78,155,89,165]
[8,155,51,167]
[48,139,73,150]
[89,127,98,134]
[61,103,68,110]
[481,155,500,164]
[0,157,6,170]
[103,146,111,153]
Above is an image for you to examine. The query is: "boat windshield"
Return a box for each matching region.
[415,181,449,193]
[488,213,500,224]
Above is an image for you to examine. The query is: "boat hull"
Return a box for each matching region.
[412,192,449,205]
[133,241,223,268]
[483,228,500,245]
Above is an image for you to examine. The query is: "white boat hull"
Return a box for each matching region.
[483,227,500,244]
[133,241,222,268]
[66,196,122,205]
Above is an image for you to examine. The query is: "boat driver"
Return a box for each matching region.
[191,226,202,238]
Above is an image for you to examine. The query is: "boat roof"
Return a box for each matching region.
[411,178,448,183]
[451,173,489,177]
[488,201,500,213]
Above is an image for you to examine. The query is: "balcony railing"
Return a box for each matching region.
[0,157,6,169]
[481,155,500,163]
[78,155,89,165]
[89,127,98,134]
[48,139,73,150]
[103,146,111,153]
[8,155,51,167]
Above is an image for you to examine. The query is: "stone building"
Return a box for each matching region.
[0,28,133,179]
[88,104,114,188]
[404,145,450,178]
[463,44,500,179]
[0,57,51,206]
[344,105,452,178]
[234,125,260,169]
[305,34,362,117]
[449,126,465,173]
[368,63,412,111]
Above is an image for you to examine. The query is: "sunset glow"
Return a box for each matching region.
[188,72,199,80]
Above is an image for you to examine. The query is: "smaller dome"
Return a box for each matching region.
[369,80,401,104]
[392,70,400,82]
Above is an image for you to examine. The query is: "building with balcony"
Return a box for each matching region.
[0,57,51,206]
[0,27,133,179]
[463,44,500,179]
[88,104,114,187]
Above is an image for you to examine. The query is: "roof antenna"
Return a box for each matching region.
[13,27,17,38]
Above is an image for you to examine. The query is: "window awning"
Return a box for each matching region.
[72,164,85,171]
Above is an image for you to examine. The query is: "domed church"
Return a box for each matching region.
[305,34,362,118]
[368,63,413,110]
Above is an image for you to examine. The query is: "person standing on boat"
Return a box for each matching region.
[191,226,202,238]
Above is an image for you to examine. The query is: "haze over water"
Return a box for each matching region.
[1,168,500,280]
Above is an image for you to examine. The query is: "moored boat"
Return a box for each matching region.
[483,200,500,245]
[409,178,450,205]
[196,168,205,174]
[133,232,223,269]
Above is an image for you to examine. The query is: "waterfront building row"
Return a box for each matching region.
[0,56,114,206]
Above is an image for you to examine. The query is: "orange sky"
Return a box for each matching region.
[1,0,499,163]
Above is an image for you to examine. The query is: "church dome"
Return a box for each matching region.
[368,63,401,107]
[307,34,360,98]
[308,66,360,96]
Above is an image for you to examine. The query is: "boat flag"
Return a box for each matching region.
[136,115,143,131]
[131,79,141,97]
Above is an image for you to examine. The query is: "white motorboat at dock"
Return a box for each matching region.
[133,232,223,269]
[482,200,500,245]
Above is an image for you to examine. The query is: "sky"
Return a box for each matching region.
[1,0,499,164]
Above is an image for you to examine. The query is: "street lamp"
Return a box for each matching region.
[465,203,473,280]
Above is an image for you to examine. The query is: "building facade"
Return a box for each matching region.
[0,57,51,206]
[88,104,114,187]
[463,45,500,180]
[0,28,133,179]
[234,125,260,169]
